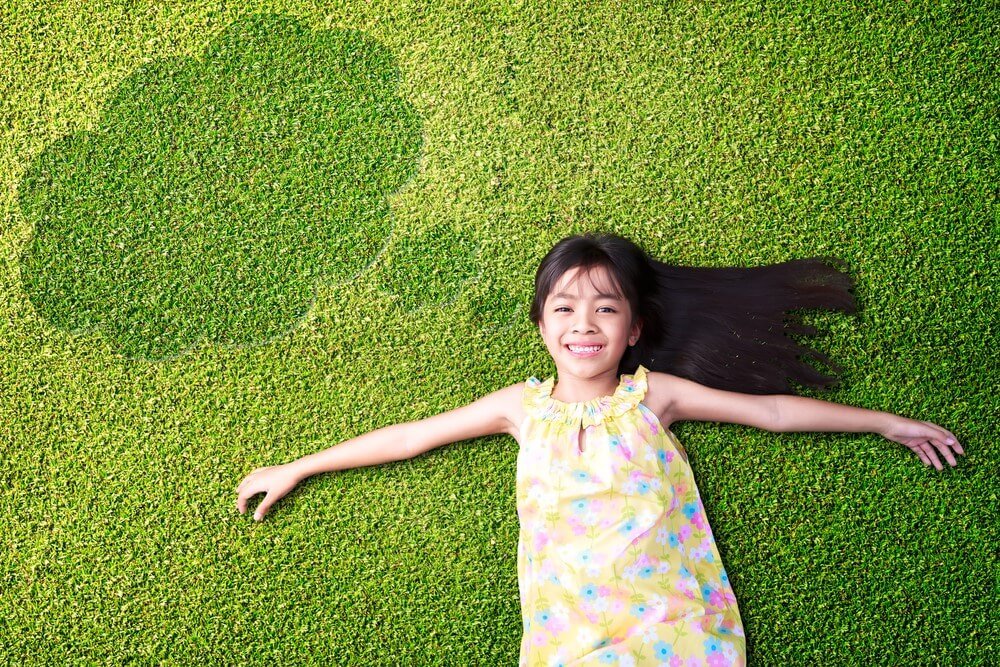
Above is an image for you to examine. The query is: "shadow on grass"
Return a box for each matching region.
[16,13,497,361]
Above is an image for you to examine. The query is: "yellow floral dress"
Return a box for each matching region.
[516,364,746,666]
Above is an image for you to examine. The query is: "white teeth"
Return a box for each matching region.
[568,345,601,352]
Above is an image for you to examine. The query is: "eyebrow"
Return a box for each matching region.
[552,291,623,301]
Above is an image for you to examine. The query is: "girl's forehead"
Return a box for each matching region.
[551,264,620,296]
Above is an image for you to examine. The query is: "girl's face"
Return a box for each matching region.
[537,264,641,377]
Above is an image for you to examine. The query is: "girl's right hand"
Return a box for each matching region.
[235,463,303,521]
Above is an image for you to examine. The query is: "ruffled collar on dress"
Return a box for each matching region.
[523,364,649,427]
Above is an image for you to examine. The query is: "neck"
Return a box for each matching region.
[551,366,621,403]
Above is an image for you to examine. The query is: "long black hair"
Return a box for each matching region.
[529,232,858,395]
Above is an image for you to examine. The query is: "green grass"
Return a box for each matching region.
[2,0,997,664]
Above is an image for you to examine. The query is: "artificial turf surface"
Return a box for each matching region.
[2,1,996,664]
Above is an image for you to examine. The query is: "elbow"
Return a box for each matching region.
[769,395,783,432]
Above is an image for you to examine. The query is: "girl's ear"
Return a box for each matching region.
[630,317,642,346]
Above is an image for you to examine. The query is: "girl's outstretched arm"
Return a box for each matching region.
[235,382,521,521]
[655,372,964,471]
[773,394,965,470]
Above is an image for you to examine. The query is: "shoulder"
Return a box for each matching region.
[504,381,528,437]
[478,381,528,438]
[642,370,676,428]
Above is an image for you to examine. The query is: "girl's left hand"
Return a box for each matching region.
[880,416,965,470]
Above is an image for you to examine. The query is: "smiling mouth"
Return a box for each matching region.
[566,344,604,355]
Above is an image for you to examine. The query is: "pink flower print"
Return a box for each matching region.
[707,652,729,667]
[718,587,737,607]
[678,524,692,543]
[545,616,568,635]
[685,657,702,667]
[642,410,660,434]
[699,537,714,557]
[677,581,696,600]
[532,529,550,552]
[691,511,706,531]
[668,493,681,514]
[669,657,683,667]
[566,516,587,536]
[609,434,633,461]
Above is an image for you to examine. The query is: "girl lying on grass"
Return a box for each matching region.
[236,231,963,666]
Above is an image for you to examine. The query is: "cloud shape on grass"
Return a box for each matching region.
[18,14,433,360]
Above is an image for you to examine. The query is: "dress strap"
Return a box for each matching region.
[522,365,649,427]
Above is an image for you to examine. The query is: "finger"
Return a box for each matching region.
[918,424,960,465]
[254,494,273,521]
[237,485,261,514]
[909,444,930,466]
[921,422,964,455]
[921,443,942,470]
[930,439,958,467]
[237,489,250,514]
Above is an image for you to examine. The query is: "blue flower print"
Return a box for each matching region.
[579,550,594,567]
[704,636,722,653]
[701,583,714,600]
[573,470,591,482]
[636,479,651,495]
[638,564,655,579]
[679,565,692,579]
[608,434,622,451]
[668,532,680,548]
[720,568,730,586]
[580,583,599,601]
[682,502,698,520]
[535,608,553,625]
[571,498,588,514]
[630,602,649,618]
[596,648,617,664]
[652,641,674,660]
[618,517,638,537]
